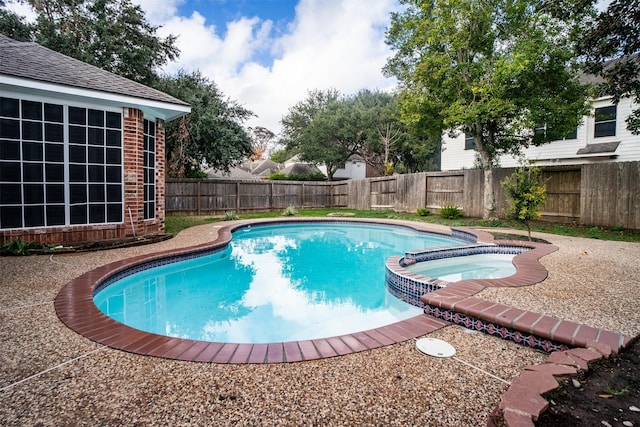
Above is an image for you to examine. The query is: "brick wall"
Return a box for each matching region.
[0,107,166,245]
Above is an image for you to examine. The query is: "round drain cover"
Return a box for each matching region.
[416,338,456,358]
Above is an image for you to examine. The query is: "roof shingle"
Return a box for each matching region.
[0,34,188,107]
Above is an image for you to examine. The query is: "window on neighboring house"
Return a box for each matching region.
[143,119,156,220]
[464,133,475,150]
[0,96,123,230]
[535,123,577,141]
[594,105,616,138]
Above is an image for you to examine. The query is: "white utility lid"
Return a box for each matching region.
[416,338,456,358]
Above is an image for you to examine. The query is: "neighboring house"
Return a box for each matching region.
[205,159,284,179]
[440,89,639,171]
[283,154,325,177]
[315,154,382,180]
[281,162,322,176]
[332,154,367,180]
[0,35,190,244]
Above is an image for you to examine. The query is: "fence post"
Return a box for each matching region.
[329,183,333,208]
[236,182,240,211]
[270,182,274,211]
[197,180,201,216]
[301,183,305,208]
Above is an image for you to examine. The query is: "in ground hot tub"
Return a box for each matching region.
[385,244,529,307]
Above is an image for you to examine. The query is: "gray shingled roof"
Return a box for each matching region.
[0,34,188,107]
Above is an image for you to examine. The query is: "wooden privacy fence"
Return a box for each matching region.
[166,161,640,229]
[166,180,333,214]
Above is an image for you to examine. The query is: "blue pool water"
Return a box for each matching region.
[94,223,462,343]
[405,253,516,282]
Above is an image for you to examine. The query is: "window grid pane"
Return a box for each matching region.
[464,133,475,150]
[143,119,156,220]
[594,105,617,138]
[0,97,123,230]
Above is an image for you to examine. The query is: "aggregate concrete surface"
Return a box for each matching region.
[1,221,638,426]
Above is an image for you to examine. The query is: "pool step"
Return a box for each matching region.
[421,283,630,354]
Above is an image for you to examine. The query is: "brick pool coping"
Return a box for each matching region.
[54,218,630,366]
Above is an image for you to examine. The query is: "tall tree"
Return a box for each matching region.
[281,89,420,180]
[280,89,349,181]
[248,126,277,160]
[351,90,400,175]
[0,0,32,40]
[154,71,255,178]
[13,0,178,85]
[577,0,640,134]
[384,0,592,219]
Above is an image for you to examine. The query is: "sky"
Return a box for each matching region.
[6,0,612,137]
[135,0,401,136]
[7,0,401,136]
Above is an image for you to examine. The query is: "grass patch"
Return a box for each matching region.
[165,209,640,243]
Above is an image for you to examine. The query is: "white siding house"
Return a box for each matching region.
[332,154,367,180]
[441,95,639,170]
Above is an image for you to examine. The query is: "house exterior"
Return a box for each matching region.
[0,35,190,244]
[440,95,639,170]
[315,154,382,180]
[332,154,367,180]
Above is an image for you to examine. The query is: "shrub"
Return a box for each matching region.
[268,172,288,180]
[282,205,298,216]
[416,207,431,217]
[439,205,463,219]
[1,239,41,256]
[501,165,546,241]
[223,211,239,221]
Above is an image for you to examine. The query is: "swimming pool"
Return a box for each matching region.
[94,222,464,343]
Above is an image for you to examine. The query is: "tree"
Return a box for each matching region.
[269,148,294,164]
[577,0,640,134]
[280,89,352,181]
[7,0,179,85]
[154,71,255,178]
[248,126,277,160]
[502,165,547,241]
[384,0,592,219]
[0,0,32,40]
[350,90,407,176]
[281,89,420,180]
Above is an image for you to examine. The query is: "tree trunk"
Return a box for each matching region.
[482,163,496,219]
[475,136,496,220]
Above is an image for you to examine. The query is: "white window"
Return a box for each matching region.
[143,119,156,220]
[464,133,475,150]
[594,105,616,138]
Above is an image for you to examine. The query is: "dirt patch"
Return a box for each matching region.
[537,337,640,426]
[490,232,551,244]
[30,233,174,254]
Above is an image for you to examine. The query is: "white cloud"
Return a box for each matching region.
[145,0,400,136]
[8,0,399,135]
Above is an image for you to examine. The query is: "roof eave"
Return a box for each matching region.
[1,74,191,121]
